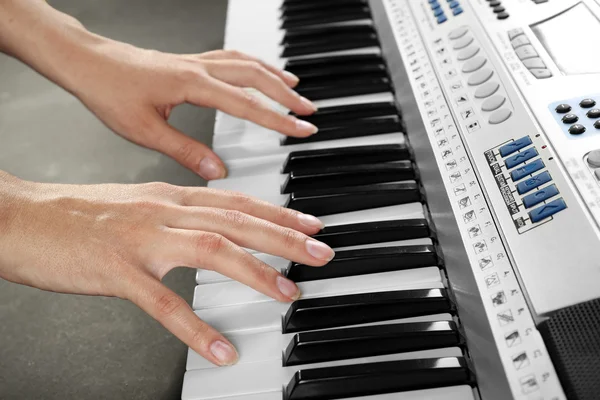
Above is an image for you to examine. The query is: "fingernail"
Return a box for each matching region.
[199,158,226,180]
[298,213,324,230]
[295,119,318,135]
[283,71,300,85]
[305,239,335,262]
[300,96,318,112]
[277,276,301,300]
[210,340,238,366]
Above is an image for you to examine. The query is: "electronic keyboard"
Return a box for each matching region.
[182,1,600,399]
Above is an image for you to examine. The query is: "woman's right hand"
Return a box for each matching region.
[0,172,334,366]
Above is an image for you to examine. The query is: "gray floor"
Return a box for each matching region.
[0,1,227,399]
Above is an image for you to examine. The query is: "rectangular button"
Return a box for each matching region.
[516,171,552,194]
[499,136,532,157]
[511,35,530,49]
[529,198,567,223]
[505,147,539,169]
[510,159,545,181]
[515,45,538,60]
[522,184,559,208]
[508,28,524,40]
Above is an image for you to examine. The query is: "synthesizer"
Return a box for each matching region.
[182,0,600,399]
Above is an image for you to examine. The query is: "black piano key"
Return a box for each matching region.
[311,219,429,248]
[286,245,438,282]
[293,76,391,101]
[283,321,460,366]
[283,288,453,333]
[284,357,471,400]
[290,102,398,127]
[282,143,409,174]
[282,115,401,146]
[285,53,384,75]
[281,0,368,14]
[282,31,378,58]
[290,61,387,82]
[282,24,375,43]
[282,161,414,193]
[281,7,371,29]
[286,182,421,216]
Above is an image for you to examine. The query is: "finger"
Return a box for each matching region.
[163,229,304,302]
[180,187,324,235]
[146,115,227,180]
[203,60,316,115]
[195,50,300,88]
[189,78,318,138]
[164,206,334,266]
[128,275,238,366]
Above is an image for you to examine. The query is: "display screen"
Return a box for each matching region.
[531,3,600,75]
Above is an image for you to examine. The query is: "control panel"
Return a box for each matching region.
[380,0,600,398]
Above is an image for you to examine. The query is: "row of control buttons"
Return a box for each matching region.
[485,0,509,19]
[507,29,552,79]
[448,26,512,125]
[498,136,566,223]
[428,0,463,24]
[551,96,600,137]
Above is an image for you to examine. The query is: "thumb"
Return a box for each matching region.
[148,117,227,181]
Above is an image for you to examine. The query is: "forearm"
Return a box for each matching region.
[0,0,108,95]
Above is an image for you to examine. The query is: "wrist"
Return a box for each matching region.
[0,172,25,277]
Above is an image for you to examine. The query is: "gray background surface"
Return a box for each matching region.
[0,1,227,399]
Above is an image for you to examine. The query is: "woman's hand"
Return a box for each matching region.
[0,172,334,366]
[0,0,318,180]
[70,46,318,181]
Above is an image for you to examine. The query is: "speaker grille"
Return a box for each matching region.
[539,298,600,400]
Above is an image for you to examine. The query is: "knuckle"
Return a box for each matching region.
[274,206,293,225]
[247,61,265,77]
[221,209,249,229]
[144,181,177,195]
[180,67,205,84]
[281,228,302,250]
[173,141,198,166]
[193,232,227,257]
[241,92,261,114]
[134,200,162,214]
[154,292,184,317]
[230,192,256,212]
[190,325,211,347]
[227,50,244,59]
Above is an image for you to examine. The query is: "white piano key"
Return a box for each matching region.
[182,348,463,400]
[332,238,433,252]
[189,385,475,400]
[197,237,432,285]
[215,90,394,137]
[198,203,428,278]
[187,314,455,371]
[209,171,286,198]
[225,153,287,179]
[319,203,425,226]
[223,0,284,66]
[197,301,288,335]
[313,91,395,110]
[196,278,446,335]
[220,130,404,173]
[196,253,289,285]
[213,132,403,162]
[194,268,442,309]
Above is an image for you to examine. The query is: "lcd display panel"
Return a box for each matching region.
[531,3,600,75]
